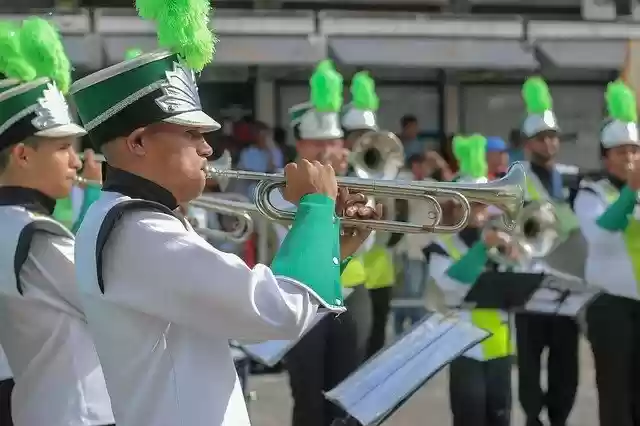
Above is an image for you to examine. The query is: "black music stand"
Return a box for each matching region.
[324,312,490,426]
[461,271,601,317]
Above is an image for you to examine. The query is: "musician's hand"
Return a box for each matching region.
[79,149,102,185]
[627,159,640,190]
[483,229,519,260]
[338,188,384,260]
[283,159,338,205]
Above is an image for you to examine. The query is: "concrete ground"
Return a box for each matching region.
[247,338,598,426]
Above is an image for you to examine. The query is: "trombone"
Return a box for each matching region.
[484,200,561,267]
[189,194,257,244]
[205,158,527,234]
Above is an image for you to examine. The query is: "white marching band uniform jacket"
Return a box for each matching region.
[74,191,326,426]
[575,178,640,300]
[0,205,113,426]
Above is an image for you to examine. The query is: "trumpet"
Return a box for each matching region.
[205,160,527,234]
[190,194,256,244]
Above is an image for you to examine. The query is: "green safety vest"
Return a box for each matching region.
[441,236,511,360]
[525,168,579,237]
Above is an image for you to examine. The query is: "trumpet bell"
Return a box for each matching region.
[350,130,404,180]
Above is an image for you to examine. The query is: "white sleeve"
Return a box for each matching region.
[428,252,471,305]
[21,234,85,318]
[102,211,319,341]
[574,189,619,251]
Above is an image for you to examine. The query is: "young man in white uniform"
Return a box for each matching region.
[0,18,113,426]
[516,77,579,426]
[574,80,640,426]
[426,135,514,426]
[69,9,377,424]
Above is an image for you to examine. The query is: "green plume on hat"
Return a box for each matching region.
[135,0,216,72]
[124,48,143,60]
[606,79,637,124]
[0,21,36,82]
[522,76,553,115]
[310,60,343,113]
[19,17,72,93]
[453,133,488,179]
[351,70,379,111]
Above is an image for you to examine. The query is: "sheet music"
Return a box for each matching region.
[324,313,489,426]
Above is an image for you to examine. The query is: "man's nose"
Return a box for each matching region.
[198,141,213,158]
[70,150,82,170]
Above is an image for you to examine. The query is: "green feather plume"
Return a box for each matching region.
[135,0,216,72]
[606,79,637,124]
[19,17,72,93]
[0,21,36,82]
[522,76,553,115]
[453,134,487,179]
[125,48,143,60]
[351,70,379,111]
[310,60,343,112]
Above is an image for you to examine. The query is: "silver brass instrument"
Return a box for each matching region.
[349,130,404,180]
[485,200,561,267]
[190,194,256,244]
[205,156,527,233]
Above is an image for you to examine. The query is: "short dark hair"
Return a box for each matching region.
[401,114,418,129]
[0,137,42,172]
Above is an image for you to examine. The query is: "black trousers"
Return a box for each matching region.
[366,286,393,360]
[0,378,12,426]
[449,356,512,426]
[286,285,371,426]
[587,294,640,426]
[515,313,579,426]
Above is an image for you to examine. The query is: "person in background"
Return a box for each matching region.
[486,136,510,179]
[508,128,525,163]
[272,62,382,426]
[274,126,297,163]
[575,80,640,426]
[399,114,424,160]
[341,70,396,359]
[237,121,284,200]
[393,153,432,335]
[516,76,579,426]
[426,135,514,426]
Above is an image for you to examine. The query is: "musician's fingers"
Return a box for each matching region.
[374,203,384,219]
[357,205,375,218]
[344,192,367,207]
[344,205,359,218]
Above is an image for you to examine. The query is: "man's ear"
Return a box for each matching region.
[125,127,147,157]
[11,143,31,168]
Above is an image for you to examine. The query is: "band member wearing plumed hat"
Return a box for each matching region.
[574,80,640,426]
[341,71,400,358]
[516,77,580,426]
[68,0,377,419]
[0,19,112,426]
[0,21,22,426]
[270,62,382,426]
[425,134,514,426]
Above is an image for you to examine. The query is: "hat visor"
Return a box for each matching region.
[163,111,221,133]
[35,123,87,138]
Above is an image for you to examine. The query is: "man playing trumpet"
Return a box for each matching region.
[574,80,640,426]
[425,134,515,426]
[69,1,378,422]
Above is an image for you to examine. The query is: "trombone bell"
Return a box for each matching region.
[350,130,404,180]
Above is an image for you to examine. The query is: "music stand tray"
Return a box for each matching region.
[462,271,602,317]
[324,312,490,426]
